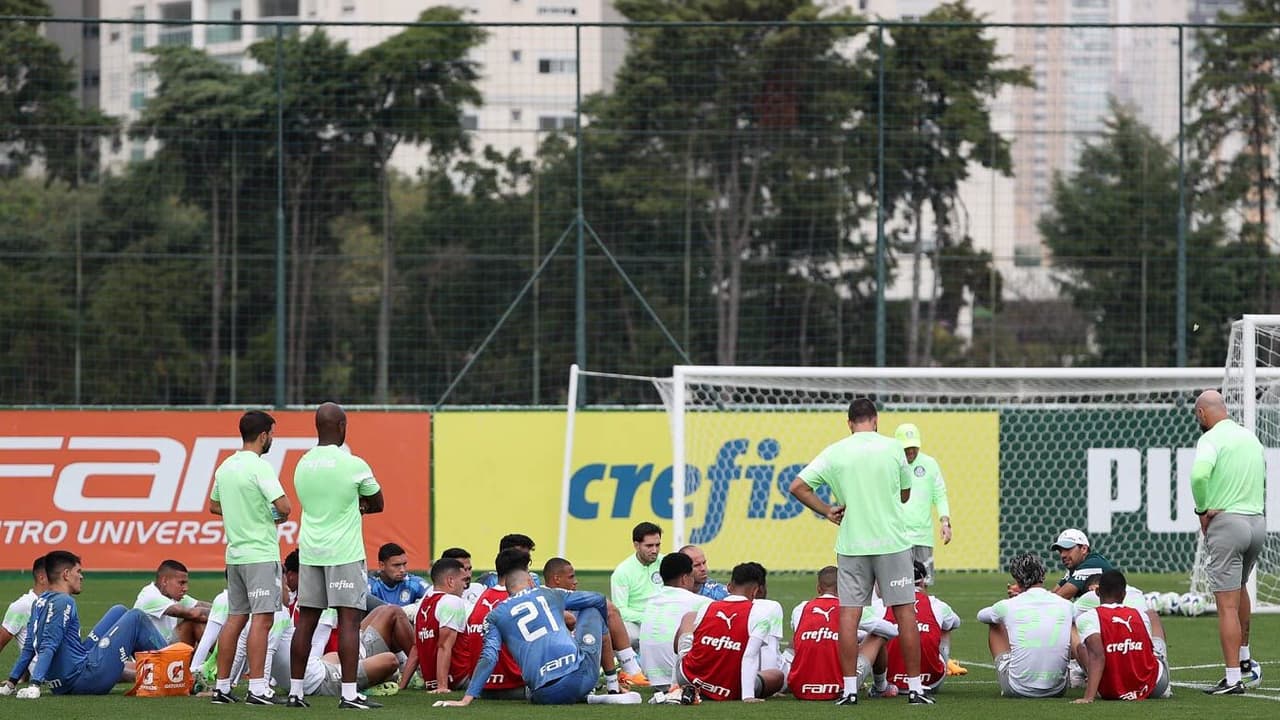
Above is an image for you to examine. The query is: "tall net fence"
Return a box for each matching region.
[1,9,1278,406]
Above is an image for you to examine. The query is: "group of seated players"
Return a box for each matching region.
[0,528,1175,705]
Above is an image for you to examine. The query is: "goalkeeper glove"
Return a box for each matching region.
[0,681,15,696]
[16,684,41,699]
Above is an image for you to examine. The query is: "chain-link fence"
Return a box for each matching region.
[1,9,1277,406]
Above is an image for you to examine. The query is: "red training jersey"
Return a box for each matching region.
[787,596,842,700]
[680,598,753,701]
[884,590,946,689]
[1095,605,1158,701]
[461,587,524,691]
[414,593,471,690]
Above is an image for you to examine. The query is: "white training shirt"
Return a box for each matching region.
[977,587,1073,697]
[2,590,37,651]
[639,585,713,685]
[134,582,200,643]
[1073,586,1147,618]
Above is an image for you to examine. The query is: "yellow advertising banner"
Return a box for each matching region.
[433,411,998,571]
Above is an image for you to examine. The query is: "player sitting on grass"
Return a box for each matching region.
[133,559,210,647]
[667,562,785,704]
[409,557,472,692]
[434,567,640,706]
[780,565,900,701]
[1072,570,1170,702]
[879,561,961,696]
[477,534,542,589]
[0,555,48,685]
[460,548,534,700]
[368,542,429,607]
[542,556,648,691]
[680,545,729,601]
[639,553,712,688]
[3,551,167,698]
[978,552,1075,698]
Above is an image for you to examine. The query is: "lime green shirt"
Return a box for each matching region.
[1191,419,1265,515]
[610,552,664,624]
[799,430,913,556]
[903,451,950,547]
[294,445,381,566]
[211,450,286,564]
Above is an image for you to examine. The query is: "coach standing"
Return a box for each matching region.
[1191,389,1266,696]
[789,397,931,706]
[288,402,385,709]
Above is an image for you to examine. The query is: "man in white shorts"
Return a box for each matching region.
[978,553,1075,698]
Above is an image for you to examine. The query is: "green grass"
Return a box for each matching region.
[0,570,1276,719]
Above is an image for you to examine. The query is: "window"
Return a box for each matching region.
[82,70,100,89]
[82,23,100,39]
[511,49,522,62]
[214,53,243,72]
[130,5,145,52]
[207,0,243,44]
[537,5,578,15]
[158,2,192,47]
[511,109,523,123]
[130,140,147,163]
[461,114,478,130]
[538,57,576,74]
[260,0,299,17]
[538,115,576,131]
[342,2,356,14]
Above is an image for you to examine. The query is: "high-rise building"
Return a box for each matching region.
[45,1,102,109]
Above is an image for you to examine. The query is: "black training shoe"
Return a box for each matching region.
[246,691,281,705]
[211,689,240,704]
[338,695,383,709]
[679,685,700,705]
[907,690,936,704]
[834,692,858,706]
[1204,679,1246,695]
[286,695,310,708]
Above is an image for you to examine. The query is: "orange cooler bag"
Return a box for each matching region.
[127,642,194,697]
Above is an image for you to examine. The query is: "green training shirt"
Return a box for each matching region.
[294,444,382,566]
[211,450,286,564]
[799,430,913,556]
[1191,418,1265,515]
[902,450,950,547]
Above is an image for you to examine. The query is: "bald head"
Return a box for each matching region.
[1195,389,1229,432]
[315,402,347,445]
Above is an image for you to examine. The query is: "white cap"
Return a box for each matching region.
[1051,528,1090,551]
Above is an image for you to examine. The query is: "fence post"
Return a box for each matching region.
[1176,25,1188,367]
[574,23,586,405]
[274,23,287,408]
[875,23,887,368]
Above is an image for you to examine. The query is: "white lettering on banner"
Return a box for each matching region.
[1086,447,1280,533]
[0,519,299,546]
[0,436,333,514]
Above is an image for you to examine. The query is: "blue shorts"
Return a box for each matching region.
[529,606,606,705]
[64,606,166,695]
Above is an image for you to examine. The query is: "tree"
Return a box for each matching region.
[0,1,117,184]
[1189,0,1280,308]
[351,8,485,402]
[1040,102,1256,366]
[875,1,1031,365]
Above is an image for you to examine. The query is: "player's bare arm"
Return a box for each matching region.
[209,500,223,516]
[787,478,844,525]
[360,490,385,515]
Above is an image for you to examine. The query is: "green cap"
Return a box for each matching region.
[895,423,922,449]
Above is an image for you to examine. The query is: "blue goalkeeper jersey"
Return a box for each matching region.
[466,587,606,697]
[9,591,87,687]
[367,573,429,606]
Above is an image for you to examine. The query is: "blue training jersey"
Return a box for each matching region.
[367,573,429,606]
[699,579,729,600]
[465,587,606,697]
[9,592,87,687]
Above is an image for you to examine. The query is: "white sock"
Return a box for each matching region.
[289,678,304,698]
[1240,645,1252,662]
[873,672,888,691]
[341,681,358,701]
[907,675,924,694]
[249,677,269,696]
[616,647,641,674]
[1226,667,1242,685]
[605,671,620,692]
[843,675,858,696]
[215,678,231,693]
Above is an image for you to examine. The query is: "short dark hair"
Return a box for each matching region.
[913,561,928,583]
[1096,569,1128,602]
[32,554,47,581]
[44,551,81,580]
[440,547,471,561]
[495,548,531,578]
[283,548,300,573]
[543,557,572,578]
[632,522,662,542]
[730,561,766,588]
[498,534,535,552]
[378,543,406,562]
[239,410,275,442]
[659,552,693,583]
[817,565,838,591]
[430,557,464,584]
[157,559,188,576]
[847,397,878,423]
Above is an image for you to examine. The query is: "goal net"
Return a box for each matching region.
[1189,316,1280,610]
[662,366,1227,579]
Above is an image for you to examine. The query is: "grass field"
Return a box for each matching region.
[0,569,1276,719]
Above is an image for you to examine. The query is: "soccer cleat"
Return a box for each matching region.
[1203,679,1246,696]
[286,695,310,708]
[833,692,858,705]
[946,658,968,676]
[869,683,899,699]
[338,694,383,709]
[1243,659,1263,688]
[680,685,701,705]
[907,690,936,704]
[245,691,281,705]
[210,689,240,704]
[619,670,651,689]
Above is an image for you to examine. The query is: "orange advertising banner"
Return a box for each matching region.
[0,411,431,571]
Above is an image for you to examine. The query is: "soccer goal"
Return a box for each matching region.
[1188,315,1280,612]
